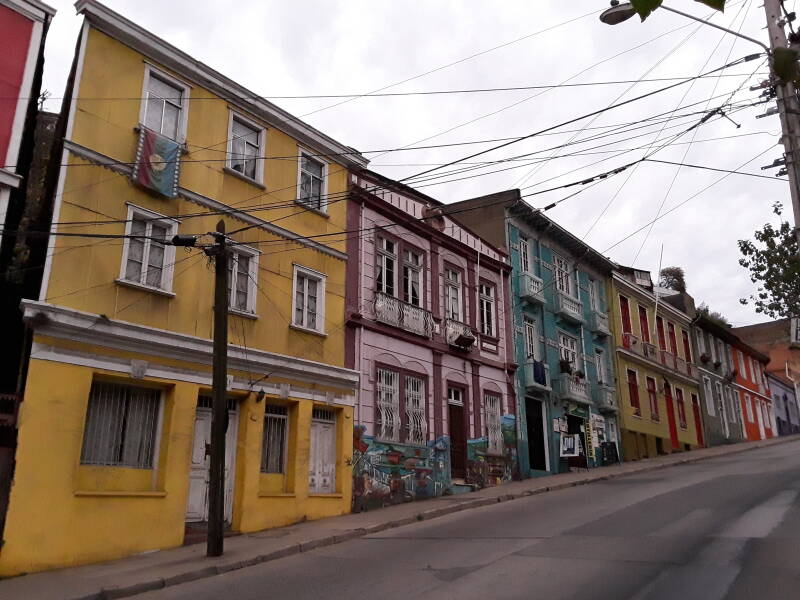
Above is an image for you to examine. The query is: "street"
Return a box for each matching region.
[139,440,800,600]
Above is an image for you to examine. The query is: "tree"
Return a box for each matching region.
[697,302,731,328]
[738,202,800,319]
[659,266,687,293]
[631,0,726,22]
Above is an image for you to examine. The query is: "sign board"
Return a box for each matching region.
[560,434,580,457]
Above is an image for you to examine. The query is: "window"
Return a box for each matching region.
[595,348,607,385]
[738,349,746,375]
[727,388,738,424]
[228,115,264,182]
[748,357,756,382]
[588,278,598,312]
[484,393,503,455]
[519,236,531,273]
[553,254,571,295]
[261,405,288,474]
[715,382,724,417]
[638,305,650,342]
[667,322,678,355]
[376,368,401,441]
[745,393,754,422]
[559,332,579,369]
[634,270,651,287]
[681,330,692,363]
[656,316,666,350]
[444,268,462,321]
[448,386,463,405]
[524,316,539,360]
[792,317,800,344]
[646,376,659,420]
[141,67,187,141]
[405,375,426,445]
[676,388,687,429]
[227,249,258,314]
[402,249,422,306]
[120,205,177,292]
[627,369,641,416]
[298,151,326,211]
[703,376,716,416]
[697,330,706,355]
[376,237,396,296]
[479,283,496,336]
[80,381,161,468]
[293,266,325,332]
[619,295,632,334]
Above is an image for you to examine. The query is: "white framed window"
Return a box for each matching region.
[261,405,288,474]
[447,386,463,405]
[697,331,707,355]
[748,357,756,382]
[738,350,746,376]
[402,249,423,306]
[745,393,754,422]
[559,332,579,369]
[703,376,715,416]
[715,381,724,415]
[80,381,162,469]
[376,237,396,296]
[524,316,538,360]
[297,149,327,212]
[479,282,496,336]
[405,375,427,445]
[595,348,607,385]
[376,368,400,441]
[292,265,326,333]
[709,336,718,363]
[519,237,531,273]
[445,268,462,321]
[484,393,502,455]
[589,279,600,312]
[726,388,737,423]
[227,113,265,183]
[227,247,259,315]
[140,65,189,142]
[120,204,178,293]
[553,253,571,295]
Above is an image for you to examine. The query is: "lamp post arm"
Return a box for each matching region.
[660,4,770,54]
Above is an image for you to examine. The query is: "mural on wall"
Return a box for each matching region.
[465,415,518,488]
[351,426,450,512]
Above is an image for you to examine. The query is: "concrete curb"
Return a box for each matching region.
[66,435,799,600]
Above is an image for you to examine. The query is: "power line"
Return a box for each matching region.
[642,157,787,180]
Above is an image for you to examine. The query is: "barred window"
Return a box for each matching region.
[376,368,400,441]
[484,393,503,455]
[80,381,161,469]
[261,405,288,474]
[405,375,426,445]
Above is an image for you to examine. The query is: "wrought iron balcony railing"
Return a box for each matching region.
[374,292,434,338]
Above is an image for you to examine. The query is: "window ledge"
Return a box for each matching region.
[115,278,176,298]
[229,308,258,320]
[289,324,327,338]
[74,490,167,498]
[257,492,296,498]
[223,166,266,189]
[308,493,343,498]
[293,199,330,219]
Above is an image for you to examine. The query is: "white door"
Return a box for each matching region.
[309,410,336,494]
[756,400,766,439]
[186,403,238,523]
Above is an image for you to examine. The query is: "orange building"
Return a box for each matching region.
[730,342,774,441]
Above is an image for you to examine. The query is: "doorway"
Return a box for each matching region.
[448,403,466,479]
[525,397,547,471]
[566,414,587,470]
[664,383,679,450]
[309,408,336,494]
[186,396,238,523]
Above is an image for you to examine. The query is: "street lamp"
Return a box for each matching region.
[599,1,769,52]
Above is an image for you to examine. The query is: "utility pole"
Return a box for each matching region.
[764,0,800,246]
[206,219,228,557]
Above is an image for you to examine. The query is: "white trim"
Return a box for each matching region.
[138,64,190,143]
[0,0,56,20]
[226,110,266,185]
[60,140,348,261]
[22,300,360,391]
[74,0,368,169]
[0,169,23,188]
[291,264,326,333]
[296,147,329,213]
[4,17,42,171]
[119,203,178,292]
[0,188,9,247]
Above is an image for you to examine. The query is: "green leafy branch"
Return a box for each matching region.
[630,0,725,22]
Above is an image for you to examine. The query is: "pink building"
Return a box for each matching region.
[0,0,55,242]
[346,171,516,509]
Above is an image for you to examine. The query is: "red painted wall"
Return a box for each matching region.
[733,347,773,441]
[0,5,34,165]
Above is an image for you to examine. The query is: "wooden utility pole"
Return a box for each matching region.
[206,219,228,557]
[764,0,800,246]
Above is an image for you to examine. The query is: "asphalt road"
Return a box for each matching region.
[141,440,800,600]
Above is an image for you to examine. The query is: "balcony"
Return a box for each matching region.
[444,318,476,350]
[524,359,551,392]
[675,356,687,375]
[595,385,617,413]
[519,272,545,304]
[622,332,641,354]
[555,291,584,324]
[660,349,676,370]
[687,363,699,379]
[373,292,433,338]
[590,311,611,337]
[643,341,658,361]
[556,375,590,405]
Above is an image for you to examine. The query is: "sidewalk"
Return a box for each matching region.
[2,434,798,600]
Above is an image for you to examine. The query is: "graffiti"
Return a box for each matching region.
[464,415,518,489]
[352,425,450,512]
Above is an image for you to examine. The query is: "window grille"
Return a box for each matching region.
[197,395,238,411]
[261,405,288,474]
[376,368,400,441]
[80,381,161,469]
[405,375,426,445]
[312,408,335,422]
[484,393,503,455]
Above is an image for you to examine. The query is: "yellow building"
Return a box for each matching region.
[609,267,704,461]
[0,0,367,575]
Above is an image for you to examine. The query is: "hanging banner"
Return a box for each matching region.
[132,127,181,197]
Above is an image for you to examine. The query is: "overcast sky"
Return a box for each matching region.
[39,0,789,326]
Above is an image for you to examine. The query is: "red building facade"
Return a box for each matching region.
[731,343,774,441]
